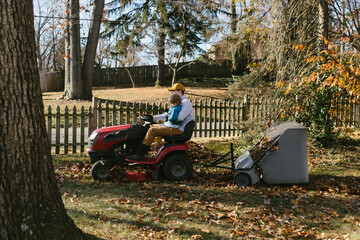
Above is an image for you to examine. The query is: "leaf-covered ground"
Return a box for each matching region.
[54,130,360,239]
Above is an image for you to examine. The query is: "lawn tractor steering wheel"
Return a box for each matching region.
[140,114,157,124]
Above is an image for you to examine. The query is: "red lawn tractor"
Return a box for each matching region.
[86,115,195,182]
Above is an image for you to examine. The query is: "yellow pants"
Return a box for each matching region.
[142,124,183,146]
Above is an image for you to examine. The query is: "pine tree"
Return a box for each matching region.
[103,0,219,85]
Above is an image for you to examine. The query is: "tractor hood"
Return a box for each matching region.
[95,124,132,134]
[87,124,132,151]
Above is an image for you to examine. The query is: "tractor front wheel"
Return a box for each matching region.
[91,160,114,182]
[163,153,192,181]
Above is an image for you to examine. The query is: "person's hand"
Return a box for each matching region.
[141,114,154,122]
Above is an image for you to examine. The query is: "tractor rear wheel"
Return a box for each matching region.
[163,153,192,181]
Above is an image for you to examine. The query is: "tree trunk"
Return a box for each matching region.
[231,0,250,75]
[231,49,241,75]
[156,26,166,86]
[172,65,178,86]
[125,67,136,88]
[231,0,240,75]
[340,0,345,54]
[231,0,237,33]
[64,0,71,98]
[0,1,95,239]
[70,0,83,99]
[82,0,105,100]
[319,0,329,51]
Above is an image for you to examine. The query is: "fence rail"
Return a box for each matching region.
[45,95,360,154]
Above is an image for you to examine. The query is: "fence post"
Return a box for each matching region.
[91,96,98,132]
[80,106,85,152]
[105,100,110,127]
[55,106,60,154]
[72,106,77,154]
[88,106,92,138]
[242,94,249,121]
[47,106,52,147]
[209,99,213,138]
[193,99,198,137]
[64,106,69,154]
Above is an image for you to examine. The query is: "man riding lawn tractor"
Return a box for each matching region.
[126,83,194,161]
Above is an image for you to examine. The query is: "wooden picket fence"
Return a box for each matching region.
[45,95,360,154]
[91,96,292,137]
[45,105,93,154]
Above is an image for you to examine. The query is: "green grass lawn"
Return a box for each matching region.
[54,129,360,239]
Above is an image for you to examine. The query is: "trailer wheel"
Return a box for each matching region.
[163,154,192,181]
[234,172,252,187]
[151,172,160,180]
[91,160,113,182]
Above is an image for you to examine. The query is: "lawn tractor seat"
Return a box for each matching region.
[164,120,195,144]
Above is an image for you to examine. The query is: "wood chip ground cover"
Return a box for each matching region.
[55,139,360,239]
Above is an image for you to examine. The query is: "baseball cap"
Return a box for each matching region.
[168,83,185,91]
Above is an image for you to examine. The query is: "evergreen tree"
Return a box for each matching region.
[103,0,219,85]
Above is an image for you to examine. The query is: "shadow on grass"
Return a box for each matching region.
[68,206,227,240]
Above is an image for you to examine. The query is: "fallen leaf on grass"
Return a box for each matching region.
[186,211,198,217]
[137,217,145,224]
[295,208,305,214]
[191,234,203,240]
[109,198,131,204]
[189,199,202,205]
[230,229,246,236]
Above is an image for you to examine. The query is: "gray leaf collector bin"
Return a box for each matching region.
[234,121,309,186]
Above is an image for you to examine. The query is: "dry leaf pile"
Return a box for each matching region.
[55,162,92,187]
[249,137,279,161]
[148,141,220,165]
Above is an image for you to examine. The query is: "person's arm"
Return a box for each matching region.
[153,112,168,121]
[176,99,192,121]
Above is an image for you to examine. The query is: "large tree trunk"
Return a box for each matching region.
[0,1,94,239]
[156,25,166,86]
[82,0,105,100]
[70,0,83,99]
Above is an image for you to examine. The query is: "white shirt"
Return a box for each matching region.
[154,95,194,132]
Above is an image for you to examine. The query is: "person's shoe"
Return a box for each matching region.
[126,143,150,161]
